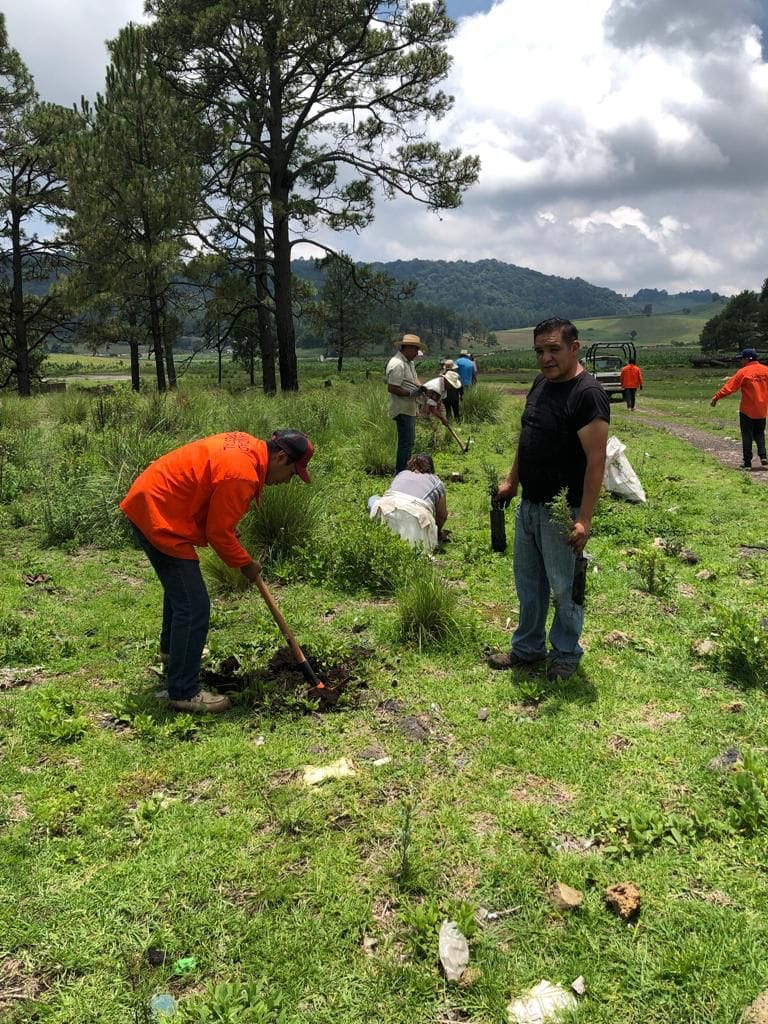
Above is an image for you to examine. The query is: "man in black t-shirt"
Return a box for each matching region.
[487,318,609,680]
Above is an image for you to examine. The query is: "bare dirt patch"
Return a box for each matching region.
[0,956,45,1009]
[639,703,684,729]
[200,645,369,712]
[634,411,768,482]
[0,666,46,691]
[509,774,575,808]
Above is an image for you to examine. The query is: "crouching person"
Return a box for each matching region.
[120,430,313,713]
[369,453,448,551]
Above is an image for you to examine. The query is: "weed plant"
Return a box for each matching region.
[396,568,465,649]
[200,551,251,595]
[240,480,320,566]
[714,607,768,687]
[461,383,501,423]
[634,548,674,596]
[308,512,420,594]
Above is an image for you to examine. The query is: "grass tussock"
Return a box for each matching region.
[396,569,465,649]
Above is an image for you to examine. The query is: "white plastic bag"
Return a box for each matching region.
[603,435,646,503]
[438,920,469,982]
[507,980,578,1023]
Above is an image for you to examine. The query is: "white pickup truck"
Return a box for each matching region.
[582,343,636,400]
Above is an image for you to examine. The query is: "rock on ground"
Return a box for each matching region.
[547,882,583,911]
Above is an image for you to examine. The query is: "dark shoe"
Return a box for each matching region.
[761,459,768,468]
[486,651,545,671]
[740,464,753,471]
[546,661,579,681]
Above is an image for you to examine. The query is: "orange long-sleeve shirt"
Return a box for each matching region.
[713,361,768,418]
[620,364,643,389]
[120,432,268,567]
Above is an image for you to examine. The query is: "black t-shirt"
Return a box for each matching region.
[518,370,610,506]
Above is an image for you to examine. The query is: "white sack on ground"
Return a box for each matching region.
[603,435,646,503]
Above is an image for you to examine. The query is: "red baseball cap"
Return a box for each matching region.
[271,429,314,483]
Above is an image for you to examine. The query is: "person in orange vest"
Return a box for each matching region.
[620,357,644,410]
[710,348,768,470]
[120,430,314,713]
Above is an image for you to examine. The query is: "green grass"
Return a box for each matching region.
[495,304,721,350]
[3,383,768,1021]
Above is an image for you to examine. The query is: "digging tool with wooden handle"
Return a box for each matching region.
[253,574,326,689]
[441,417,469,453]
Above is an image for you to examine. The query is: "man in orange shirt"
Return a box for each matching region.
[120,430,313,713]
[710,348,768,470]
[620,358,643,410]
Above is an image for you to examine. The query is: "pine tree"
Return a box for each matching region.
[63,23,202,392]
[0,15,76,395]
[148,0,479,390]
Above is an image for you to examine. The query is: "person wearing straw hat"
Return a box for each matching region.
[440,360,463,420]
[386,333,425,472]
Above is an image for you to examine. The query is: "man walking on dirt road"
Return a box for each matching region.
[710,348,768,470]
[620,357,643,410]
[487,318,609,680]
[121,430,313,713]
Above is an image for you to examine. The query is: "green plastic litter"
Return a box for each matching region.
[172,956,197,976]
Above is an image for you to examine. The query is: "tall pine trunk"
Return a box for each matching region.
[129,339,140,392]
[272,205,298,391]
[10,212,31,397]
[253,209,276,395]
[146,276,167,392]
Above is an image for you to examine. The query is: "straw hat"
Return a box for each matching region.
[442,370,462,390]
[393,333,427,353]
[442,359,457,370]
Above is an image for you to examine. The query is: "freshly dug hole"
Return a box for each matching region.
[200,645,366,712]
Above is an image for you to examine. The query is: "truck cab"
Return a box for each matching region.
[582,342,637,400]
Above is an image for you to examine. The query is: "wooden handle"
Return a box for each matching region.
[254,574,307,665]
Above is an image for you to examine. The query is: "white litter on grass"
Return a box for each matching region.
[438,920,469,982]
[571,977,586,996]
[302,758,357,786]
[507,980,577,1023]
[372,756,391,767]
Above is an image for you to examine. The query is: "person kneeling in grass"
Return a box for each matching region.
[120,430,314,714]
[369,453,448,551]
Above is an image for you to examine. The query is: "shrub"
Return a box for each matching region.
[200,550,250,595]
[240,479,320,565]
[731,751,768,834]
[396,568,464,649]
[38,471,128,549]
[462,384,501,423]
[634,549,673,597]
[357,388,396,476]
[175,980,284,1023]
[714,607,768,687]
[311,513,420,595]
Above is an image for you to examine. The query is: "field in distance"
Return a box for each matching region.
[494,302,721,349]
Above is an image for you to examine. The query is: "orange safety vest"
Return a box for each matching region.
[120,432,268,567]
[713,361,768,419]
[620,364,643,389]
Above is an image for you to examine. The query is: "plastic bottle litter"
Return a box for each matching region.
[438,920,469,982]
[507,980,578,1023]
[149,993,177,1018]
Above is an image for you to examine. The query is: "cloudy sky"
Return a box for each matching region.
[5,0,768,296]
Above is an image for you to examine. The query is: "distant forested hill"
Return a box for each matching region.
[292,258,716,331]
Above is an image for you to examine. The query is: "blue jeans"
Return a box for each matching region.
[511,500,584,667]
[131,525,210,700]
[393,413,416,473]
